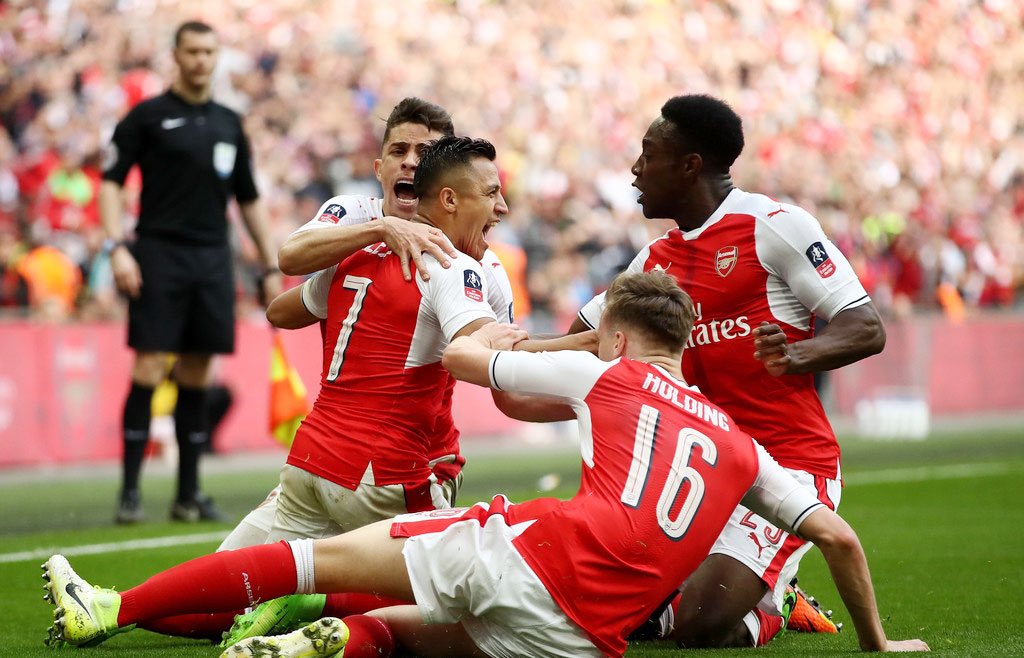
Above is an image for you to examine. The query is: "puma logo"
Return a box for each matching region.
[748,531,769,559]
[767,207,788,218]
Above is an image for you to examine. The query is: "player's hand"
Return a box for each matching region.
[883,638,930,652]
[110,246,142,299]
[471,322,529,351]
[753,322,791,376]
[379,216,459,282]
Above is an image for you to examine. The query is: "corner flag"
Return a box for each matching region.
[269,333,310,447]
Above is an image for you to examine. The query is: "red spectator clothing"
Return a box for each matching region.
[579,188,870,479]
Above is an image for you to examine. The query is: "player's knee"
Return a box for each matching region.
[673,606,741,648]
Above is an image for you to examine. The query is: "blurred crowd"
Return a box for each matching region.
[1,0,1022,329]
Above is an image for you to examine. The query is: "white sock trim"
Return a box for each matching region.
[287,539,316,595]
[741,610,759,646]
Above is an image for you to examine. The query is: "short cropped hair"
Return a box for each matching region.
[413,135,496,199]
[174,21,215,47]
[383,97,455,145]
[604,271,695,352]
[661,95,744,173]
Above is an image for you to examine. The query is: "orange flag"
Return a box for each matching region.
[269,333,311,447]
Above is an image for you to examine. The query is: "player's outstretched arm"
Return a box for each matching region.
[797,509,929,652]
[512,330,598,355]
[278,217,458,281]
[442,322,527,387]
[753,302,886,376]
[266,286,319,330]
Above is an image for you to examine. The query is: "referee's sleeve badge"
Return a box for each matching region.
[213,142,238,179]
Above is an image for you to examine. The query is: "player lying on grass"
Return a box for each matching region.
[41,271,928,657]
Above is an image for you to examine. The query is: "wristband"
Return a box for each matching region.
[102,239,130,254]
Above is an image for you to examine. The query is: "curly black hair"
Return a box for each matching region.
[660,95,744,173]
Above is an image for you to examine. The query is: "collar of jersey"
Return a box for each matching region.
[678,187,745,241]
[648,362,701,394]
[166,88,212,109]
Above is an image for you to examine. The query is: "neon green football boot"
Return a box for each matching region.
[220,617,348,658]
[41,554,135,647]
[221,593,328,648]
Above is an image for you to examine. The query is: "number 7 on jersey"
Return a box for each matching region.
[327,275,372,382]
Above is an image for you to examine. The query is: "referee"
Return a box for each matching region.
[99,21,281,524]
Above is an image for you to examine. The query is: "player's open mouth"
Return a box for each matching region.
[483,220,498,237]
[393,179,416,203]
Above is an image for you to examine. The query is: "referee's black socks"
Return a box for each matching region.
[174,386,210,503]
[121,382,155,501]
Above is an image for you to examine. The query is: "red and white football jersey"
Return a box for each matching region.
[287,245,496,488]
[294,195,385,231]
[393,351,822,657]
[288,195,514,485]
[579,188,869,478]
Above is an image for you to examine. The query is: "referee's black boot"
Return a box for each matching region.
[170,493,226,523]
[114,490,145,525]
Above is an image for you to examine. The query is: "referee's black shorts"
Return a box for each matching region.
[127,236,235,354]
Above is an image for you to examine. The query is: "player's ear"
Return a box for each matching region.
[439,187,457,213]
[679,152,702,180]
[373,158,383,182]
[612,330,628,359]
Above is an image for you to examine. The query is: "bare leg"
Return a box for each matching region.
[673,554,767,648]
[313,519,415,601]
[175,352,214,388]
[369,605,488,658]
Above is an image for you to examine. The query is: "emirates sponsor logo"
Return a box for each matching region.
[686,302,752,348]
[715,246,738,277]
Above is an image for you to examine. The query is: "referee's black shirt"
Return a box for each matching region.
[102,90,259,246]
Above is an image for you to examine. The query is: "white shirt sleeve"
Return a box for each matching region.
[481,250,515,324]
[419,254,497,341]
[754,208,870,322]
[488,350,615,401]
[576,243,651,329]
[740,441,824,534]
[291,195,383,235]
[299,265,338,320]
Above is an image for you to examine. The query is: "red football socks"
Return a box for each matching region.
[339,615,396,658]
[752,608,786,646]
[117,542,297,627]
[323,592,409,617]
[137,612,239,640]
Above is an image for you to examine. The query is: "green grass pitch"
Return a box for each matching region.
[2,426,1022,657]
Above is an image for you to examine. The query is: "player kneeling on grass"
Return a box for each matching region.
[41,272,928,657]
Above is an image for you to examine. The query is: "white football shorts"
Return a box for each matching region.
[709,461,842,616]
[218,464,456,551]
[396,506,603,658]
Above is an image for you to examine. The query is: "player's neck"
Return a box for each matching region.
[624,343,686,382]
[674,176,734,232]
[639,355,686,382]
[171,79,212,105]
[411,213,437,229]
